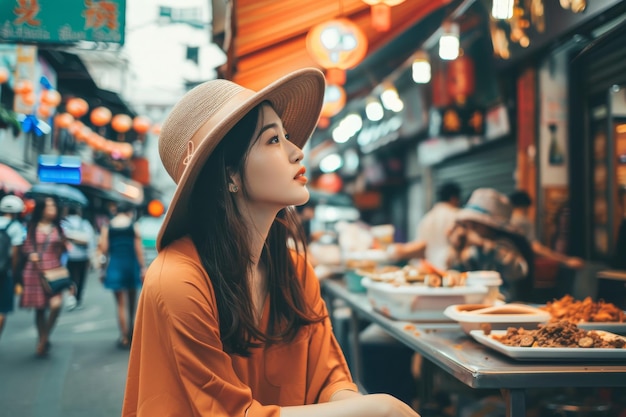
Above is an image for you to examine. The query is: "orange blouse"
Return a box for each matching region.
[122,237,357,417]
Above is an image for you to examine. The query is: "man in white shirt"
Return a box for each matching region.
[389,182,461,270]
[0,195,26,341]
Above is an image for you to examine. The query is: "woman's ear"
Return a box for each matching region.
[227,168,242,191]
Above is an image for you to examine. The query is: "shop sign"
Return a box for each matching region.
[112,173,144,204]
[0,0,126,44]
[356,115,402,154]
[81,162,112,189]
[38,154,81,184]
[428,106,485,137]
[13,45,37,114]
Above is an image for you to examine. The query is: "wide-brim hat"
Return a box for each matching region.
[455,188,518,234]
[157,68,326,250]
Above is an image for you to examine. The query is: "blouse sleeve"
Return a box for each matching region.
[298,257,359,403]
[124,255,280,417]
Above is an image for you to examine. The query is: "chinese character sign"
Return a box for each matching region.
[0,0,126,44]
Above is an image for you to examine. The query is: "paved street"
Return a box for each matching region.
[0,271,132,417]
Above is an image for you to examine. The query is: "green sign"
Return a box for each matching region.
[0,0,126,45]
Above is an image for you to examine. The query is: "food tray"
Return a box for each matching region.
[470,330,626,361]
[576,322,626,334]
[444,304,551,335]
[361,277,487,321]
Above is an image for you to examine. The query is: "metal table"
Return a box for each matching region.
[321,277,626,417]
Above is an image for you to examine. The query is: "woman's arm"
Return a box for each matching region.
[281,393,419,417]
[97,225,109,254]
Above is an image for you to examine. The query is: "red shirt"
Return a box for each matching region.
[122,237,356,417]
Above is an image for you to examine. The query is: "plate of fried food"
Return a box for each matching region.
[539,295,626,334]
[470,320,626,361]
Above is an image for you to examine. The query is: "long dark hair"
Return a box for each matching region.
[27,196,65,246]
[187,103,323,356]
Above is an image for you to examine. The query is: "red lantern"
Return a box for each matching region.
[14,79,33,95]
[41,89,62,107]
[111,114,132,133]
[431,67,451,108]
[66,98,89,118]
[68,121,84,136]
[55,113,74,129]
[147,200,165,217]
[37,104,52,118]
[306,18,368,79]
[21,92,36,106]
[316,173,343,194]
[90,107,112,127]
[119,142,134,159]
[132,116,151,134]
[0,67,10,84]
[318,117,330,129]
[447,55,475,105]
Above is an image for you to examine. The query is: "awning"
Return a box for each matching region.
[0,163,32,195]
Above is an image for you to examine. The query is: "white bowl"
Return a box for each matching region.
[361,277,488,321]
[444,303,551,334]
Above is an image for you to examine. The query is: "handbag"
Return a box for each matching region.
[39,266,73,295]
[33,230,74,296]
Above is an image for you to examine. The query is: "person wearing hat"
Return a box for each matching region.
[122,69,420,417]
[0,195,26,342]
[447,188,534,301]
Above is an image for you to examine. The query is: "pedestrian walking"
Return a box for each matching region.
[98,202,145,349]
[0,195,25,342]
[61,205,95,310]
[122,68,420,417]
[20,197,69,357]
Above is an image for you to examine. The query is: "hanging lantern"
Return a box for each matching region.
[119,142,134,159]
[66,98,89,118]
[55,113,74,129]
[439,21,460,61]
[316,172,343,194]
[0,67,10,84]
[362,0,405,32]
[492,0,514,19]
[431,66,451,108]
[321,84,346,119]
[90,106,112,127]
[37,104,52,119]
[111,114,132,133]
[41,89,62,107]
[411,50,431,84]
[447,55,475,105]
[132,116,151,134]
[68,121,84,136]
[306,18,368,86]
[318,117,330,129]
[147,200,165,217]
[13,79,33,95]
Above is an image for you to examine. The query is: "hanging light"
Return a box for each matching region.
[439,22,460,61]
[361,0,406,32]
[411,51,431,84]
[365,97,384,121]
[491,0,514,20]
[380,83,404,112]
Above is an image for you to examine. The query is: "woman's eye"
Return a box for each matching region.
[284,133,290,140]
[268,135,279,144]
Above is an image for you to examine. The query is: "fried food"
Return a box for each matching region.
[493,321,626,348]
[540,295,625,323]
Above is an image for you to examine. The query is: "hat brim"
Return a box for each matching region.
[456,208,518,234]
[157,68,326,250]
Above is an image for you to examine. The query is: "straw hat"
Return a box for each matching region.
[156,68,326,250]
[455,188,517,233]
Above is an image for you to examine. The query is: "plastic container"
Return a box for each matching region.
[466,271,503,305]
[344,269,367,293]
[443,303,551,334]
[361,277,488,321]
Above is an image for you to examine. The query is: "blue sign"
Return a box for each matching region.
[38,154,81,184]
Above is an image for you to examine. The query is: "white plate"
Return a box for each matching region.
[444,304,551,334]
[470,330,626,361]
[576,322,626,334]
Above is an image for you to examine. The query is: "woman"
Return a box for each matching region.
[98,202,145,349]
[447,188,534,302]
[20,197,67,357]
[122,69,419,417]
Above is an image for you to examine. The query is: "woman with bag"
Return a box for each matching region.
[20,197,70,357]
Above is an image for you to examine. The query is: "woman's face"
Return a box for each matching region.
[43,198,57,221]
[237,105,309,210]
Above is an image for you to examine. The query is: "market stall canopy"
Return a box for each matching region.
[0,163,31,195]
[216,0,454,99]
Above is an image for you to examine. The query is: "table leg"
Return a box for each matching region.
[501,388,525,417]
[349,309,364,390]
